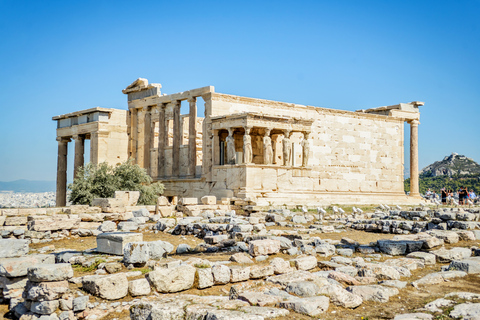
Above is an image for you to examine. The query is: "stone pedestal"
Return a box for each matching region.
[96,232,143,255]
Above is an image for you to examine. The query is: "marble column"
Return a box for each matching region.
[130,108,138,161]
[188,97,197,177]
[157,104,166,179]
[73,135,85,179]
[409,120,420,197]
[301,131,311,167]
[172,100,181,177]
[243,126,253,164]
[90,132,99,164]
[56,138,69,207]
[136,107,145,167]
[144,107,152,174]
[149,109,156,176]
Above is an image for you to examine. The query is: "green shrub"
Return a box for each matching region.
[68,160,164,205]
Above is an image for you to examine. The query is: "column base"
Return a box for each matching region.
[408,193,422,199]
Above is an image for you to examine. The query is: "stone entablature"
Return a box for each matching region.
[53,78,424,206]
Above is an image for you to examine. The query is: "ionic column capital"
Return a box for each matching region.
[187,97,197,103]
[409,119,420,126]
[56,137,70,143]
[72,134,85,141]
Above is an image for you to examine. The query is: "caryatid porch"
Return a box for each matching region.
[211,113,314,167]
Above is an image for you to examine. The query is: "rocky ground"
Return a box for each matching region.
[1,202,480,320]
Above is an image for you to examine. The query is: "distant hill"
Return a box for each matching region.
[420,153,480,178]
[0,180,56,193]
[405,153,480,194]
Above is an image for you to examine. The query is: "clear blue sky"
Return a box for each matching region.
[1,0,479,182]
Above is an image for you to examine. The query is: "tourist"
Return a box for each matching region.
[441,188,447,205]
[425,188,433,200]
[470,190,477,204]
[459,187,468,205]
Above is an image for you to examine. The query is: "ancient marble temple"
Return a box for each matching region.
[53,78,423,207]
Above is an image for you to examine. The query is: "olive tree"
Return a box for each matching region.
[68,160,164,205]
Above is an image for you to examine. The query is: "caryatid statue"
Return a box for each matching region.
[263,128,273,165]
[243,126,253,164]
[301,131,311,167]
[226,128,236,164]
[282,130,292,166]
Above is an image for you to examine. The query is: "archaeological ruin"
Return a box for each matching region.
[53,78,424,207]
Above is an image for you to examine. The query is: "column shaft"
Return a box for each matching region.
[144,107,152,174]
[73,135,85,179]
[136,108,145,167]
[157,105,166,179]
[90,132,99,164]
[172,101,181,177]
[409,120,420,197]
[130,109,138,160]
[188,98,197,177]
[56,138,69,207]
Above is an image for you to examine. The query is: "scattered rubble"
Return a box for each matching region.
[1,199,480,319]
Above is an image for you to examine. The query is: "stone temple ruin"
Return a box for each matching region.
[53,78,424,207]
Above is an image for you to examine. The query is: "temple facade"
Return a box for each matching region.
[53,78,423,207]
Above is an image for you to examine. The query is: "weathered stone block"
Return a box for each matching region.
[431,247,471,263]
[5,216,27,226]
[346,285,399,302]
[133,208,150,217]
[249,239,281,256]
[406,252,436,265]
[82,273,128,300]
[25,280,69,301]
[212,264,231,284]
[73,296,89,312]
[279,296,329,317]
[449,257,480,274]
[28,263,73,282]
[96,232,143,255]
[179,198,198,205]
[0,254,54,277]
[285,280,320,297]
[147,265,196,293]
[123,240,174,264]
[128,278,151,296]
[0,239,29,258]
[201,196,216,205]
[249,265,274,279]
[230,266,251,282]
[158,206,174,217]
[30,300,59,315]
[197,267,214,289]
[28,217,80,231]
[294,256,317,271]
